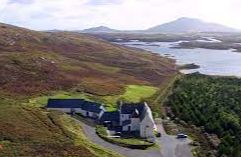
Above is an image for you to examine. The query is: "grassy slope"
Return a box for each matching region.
[120,85,158,102]
[0,23,177,156]
[0,98,121,157]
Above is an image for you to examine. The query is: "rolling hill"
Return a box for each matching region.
[0,22,176,96]
[147,17,239,33]
[0,22,176,156]
[81,17,239,33]
[82,26,120,33]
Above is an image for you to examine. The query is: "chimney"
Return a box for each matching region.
[117,100,123,111]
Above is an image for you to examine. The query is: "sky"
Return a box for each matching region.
[0,0,241,30]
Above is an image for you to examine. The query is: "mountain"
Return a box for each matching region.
[82,26,120,33]
[81,18,239,34]
[147,17,239,33]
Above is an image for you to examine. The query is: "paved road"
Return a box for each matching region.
[155,119,193,157]
[76,118,162,157]
[75,117,192,157]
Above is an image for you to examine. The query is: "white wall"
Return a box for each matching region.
[139,104,155,138]
[47,108,71,113]
[82,110,87,116]
[122,125,131,131]
[140,124,154,138]
[47,108,86,114]
[82,111,99,118]
[75,108,83,113]
[131,118,140,131]
[88,112,93,117]
[47,107,101,119]
[120,114,130,125]
[122,118,140,131]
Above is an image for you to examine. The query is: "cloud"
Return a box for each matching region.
[8,0,34,4]
[0,0,240,30]
[86,0,123,5]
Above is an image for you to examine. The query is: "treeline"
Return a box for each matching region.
[166,73,241,157]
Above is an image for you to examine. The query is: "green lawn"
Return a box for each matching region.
[120,85,158,102]
[102,85,158,111]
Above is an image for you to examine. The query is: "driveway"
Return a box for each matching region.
[155,119,193,157]
[75,116,192,157]
[76,117,162,157]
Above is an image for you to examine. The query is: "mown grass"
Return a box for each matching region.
[102,85,158,110]
[120,85,158,102]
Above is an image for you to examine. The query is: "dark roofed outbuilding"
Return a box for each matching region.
[46,99,103,114]
[82,101,103,114]
[47,99,85,108]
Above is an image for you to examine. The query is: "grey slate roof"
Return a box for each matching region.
[99,111,120,123]
[47,99,103,113]
[120,103,145,114]
[120,102,148,121]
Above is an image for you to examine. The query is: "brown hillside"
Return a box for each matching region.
[0,23,176,156]
[0,23,176,96]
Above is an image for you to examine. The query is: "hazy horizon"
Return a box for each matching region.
[0,0,241,31]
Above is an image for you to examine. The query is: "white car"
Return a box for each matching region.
[177,133,188,138]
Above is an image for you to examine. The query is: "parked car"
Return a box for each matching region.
[115,132,122,136]
[156,132,162,137]
[177,133,188,138]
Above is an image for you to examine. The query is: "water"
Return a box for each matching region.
[117,41,241,77]
[195,37,222,43]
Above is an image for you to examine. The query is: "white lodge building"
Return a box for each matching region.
[46,99,104,119]
[46,99,156,139]
[119,102,156,138]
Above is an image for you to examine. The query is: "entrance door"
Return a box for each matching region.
[128,126,131,132]
[71,108,75,115]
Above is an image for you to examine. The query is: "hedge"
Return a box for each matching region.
[96,125,155,149]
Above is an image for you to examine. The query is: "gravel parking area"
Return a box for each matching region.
[156,119,193,157]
